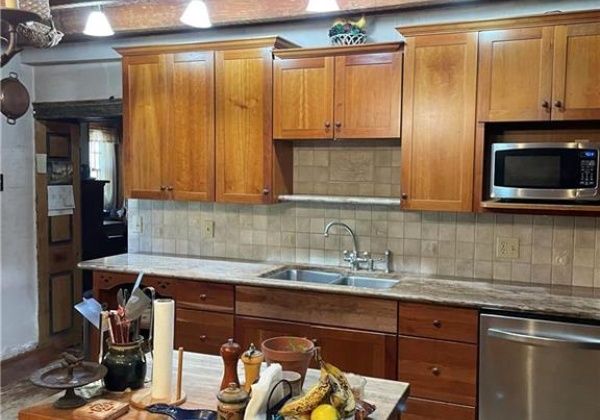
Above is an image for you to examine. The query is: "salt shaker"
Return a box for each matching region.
[240,343,264,392]
[217,382,249,420]
[220,338,242,391]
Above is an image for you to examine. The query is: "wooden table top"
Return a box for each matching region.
[19,352,409,420]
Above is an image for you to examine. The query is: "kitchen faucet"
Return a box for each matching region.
[323,221,366,270]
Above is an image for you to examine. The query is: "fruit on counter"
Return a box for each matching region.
[310,404,340,420]
[279,361,356,419]
[279,368,332,416]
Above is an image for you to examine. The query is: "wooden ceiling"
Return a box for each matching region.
[45,0,476,39]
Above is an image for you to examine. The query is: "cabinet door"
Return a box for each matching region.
[176,309,234,355]
[216,48,273,204]
[313,325,397,379]
[402,398,475,420]
[167,52,215,201]
[335,52,402,138]
[273,57,334,139]
[401,33,477,212]
[477,27,554,121]
[123,54,168,199]
[552,22,600,120]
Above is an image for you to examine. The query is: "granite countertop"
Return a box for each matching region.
[78,253,600,321]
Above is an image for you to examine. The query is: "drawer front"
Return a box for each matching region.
[399,303,478,343]
[402,397,475,420]
[177,281,234,312]
[236,286,397,333]
[94,271,137,290]
[175,309,234,355]
[144,276,177,298]
[398,336,477,406]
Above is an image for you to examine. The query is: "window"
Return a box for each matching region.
[88,125,119,210]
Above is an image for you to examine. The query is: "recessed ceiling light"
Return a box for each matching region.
[306,0,340,12]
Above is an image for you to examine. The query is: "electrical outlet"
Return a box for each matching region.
[202,220,214,238]
[496,237,520,259]
[130,215,143,234]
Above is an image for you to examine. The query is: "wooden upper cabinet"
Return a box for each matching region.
[216,47,274,204]
[273,57,335,139]
[122,51,215,201]
[401,32,478,212]
[477,27,554,122]
[552,22,600,120]
[167,52,215,201]
[123,54,168,199]
[273,43,403,140]
[478,20,600,122]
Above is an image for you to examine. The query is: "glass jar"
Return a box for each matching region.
[102,336,146,392]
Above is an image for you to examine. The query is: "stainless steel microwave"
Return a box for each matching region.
[490,142,600,202]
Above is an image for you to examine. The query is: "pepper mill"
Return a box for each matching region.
[220,338,242,391]
[240,343,264,393]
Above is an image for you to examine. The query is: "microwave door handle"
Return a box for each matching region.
[487,328,600,350]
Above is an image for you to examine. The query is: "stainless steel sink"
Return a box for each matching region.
[261,268,398,289]
[334,276,399,289]
[263,268,343,284]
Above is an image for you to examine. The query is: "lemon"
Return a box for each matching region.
[310,404,340,420]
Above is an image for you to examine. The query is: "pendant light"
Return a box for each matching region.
[306,0,340,12]
[83,7,114,36]
[180,0,212,28]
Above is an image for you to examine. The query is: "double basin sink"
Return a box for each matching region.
[260,267,399,289]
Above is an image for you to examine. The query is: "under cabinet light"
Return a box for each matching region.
[306,0,340,12]
[180,0,212,28]
[83,9,114,36]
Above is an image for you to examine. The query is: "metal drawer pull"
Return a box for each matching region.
[199,294,207,301]
[199,335,207,341]
[487,328,600,350]
[432,319,441,328]
[431,367,440,376]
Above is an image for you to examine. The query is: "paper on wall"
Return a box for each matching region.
[48,185,75,216]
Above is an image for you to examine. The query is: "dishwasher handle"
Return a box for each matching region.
[487,328,600,350]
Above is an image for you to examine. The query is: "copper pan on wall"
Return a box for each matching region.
[1,72,30,125]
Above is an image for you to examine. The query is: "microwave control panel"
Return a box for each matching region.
[579,151,597,187]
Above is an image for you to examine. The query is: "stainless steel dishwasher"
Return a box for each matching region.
[479,312,600,420]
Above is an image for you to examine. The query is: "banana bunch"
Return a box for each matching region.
[278,361,356,418]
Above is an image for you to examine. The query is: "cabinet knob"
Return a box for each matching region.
[199,335,207,341]
[401,193,408,199]
[325,121,331,128]
[335,121,342,128]
[167,185,173,191]
[431,367,441,376]
[160,185,167,191]
[433,319,442,328]
[263,188,270,195]
[541,100,549,109]
[310,338,318,345]
[199,293,207,301]
[554,100,563,109]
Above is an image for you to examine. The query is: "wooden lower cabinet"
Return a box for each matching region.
[175,309,234,355]
[234,316,397,378]
[402,397,475,420]
[398,336,477,406]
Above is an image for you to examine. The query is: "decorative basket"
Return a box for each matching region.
[17,20,63,48]
[330,33,367,46]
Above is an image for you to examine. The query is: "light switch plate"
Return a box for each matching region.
[130,215,142,234]
[496,237,519,259]
[202,220,214,238]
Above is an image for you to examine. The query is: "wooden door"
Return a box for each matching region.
[313,325,397,379]
[477,27,554,121]
[122,54,168,199]
[552,22,600,120]
[335,52,402,139]
[273,57,335,139]
[401,32,477,212]
[215,48,273,204]
[35,121,82,349]
[167,52,215,201]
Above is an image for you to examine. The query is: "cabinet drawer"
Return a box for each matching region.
[236,286,397,333]
[175,309,234,355]
[177,281,234,312]
[398,336,477,406]
[402,397,475,420]
[398,303,478,343]
[94,271,137,290]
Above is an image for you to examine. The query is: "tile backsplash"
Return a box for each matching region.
[128,200,600,288]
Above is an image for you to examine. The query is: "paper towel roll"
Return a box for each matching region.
[152,298,174,400]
